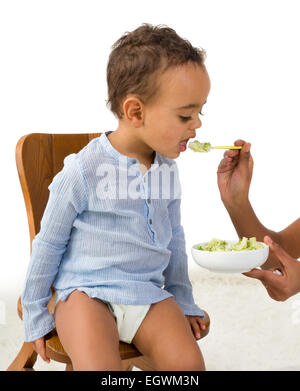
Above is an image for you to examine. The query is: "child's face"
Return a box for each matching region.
[141,63,210,159]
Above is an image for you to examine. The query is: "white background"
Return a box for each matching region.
[0,0,299,294]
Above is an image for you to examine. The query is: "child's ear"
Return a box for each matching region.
[123,96,144,126]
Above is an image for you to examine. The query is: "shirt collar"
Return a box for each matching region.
[99,131,161,167]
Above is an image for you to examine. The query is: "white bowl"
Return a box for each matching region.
[191,240,269,273]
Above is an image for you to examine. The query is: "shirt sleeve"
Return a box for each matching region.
[21,153,87,342]
[163,197,204,318]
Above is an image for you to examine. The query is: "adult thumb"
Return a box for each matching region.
[264,235,292,267]
[238,142,251,161]
[234,142,252,174]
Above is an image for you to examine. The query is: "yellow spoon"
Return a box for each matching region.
[188,140,242,153]
[211,145,242,150]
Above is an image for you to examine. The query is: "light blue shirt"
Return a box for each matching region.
[21,131,204,342]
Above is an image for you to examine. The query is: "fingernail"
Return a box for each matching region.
[244,143,251,152]
[265,236,273,245]
[196,333,201,339]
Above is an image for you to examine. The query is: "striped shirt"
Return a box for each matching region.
[21,131,204,342]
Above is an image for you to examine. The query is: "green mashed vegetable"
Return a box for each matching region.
[188,140,211,152]
[198,237,264,251]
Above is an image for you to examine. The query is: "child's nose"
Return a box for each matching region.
[190,116,202,131]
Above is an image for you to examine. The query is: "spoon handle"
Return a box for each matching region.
[211,146,242,150]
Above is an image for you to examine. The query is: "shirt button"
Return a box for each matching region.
[147,198,151,204]
[149,219,152,224]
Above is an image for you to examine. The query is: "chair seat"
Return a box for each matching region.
[44,330,142,363]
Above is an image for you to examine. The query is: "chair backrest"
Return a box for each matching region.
[15,133,101,253]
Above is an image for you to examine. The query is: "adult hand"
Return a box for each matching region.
[244,236,300,301]
[217,139,253,207]
[32,336,50,363]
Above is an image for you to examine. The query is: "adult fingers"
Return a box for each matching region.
[243,268,282,285]
[226,140,252,169]
[244,264,292,301]
[231,139,251,157]
[217,156,236,173]
[223,149,240,158]
[243,268,268,281]
[234,139,247,146]
[218,149,241,173]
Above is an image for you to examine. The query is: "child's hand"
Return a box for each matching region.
[185,315,207,340]
[217,140,253,208]
[32,336,50,363]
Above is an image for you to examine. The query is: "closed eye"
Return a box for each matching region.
[179,111,204,122]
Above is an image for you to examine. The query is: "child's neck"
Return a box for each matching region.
[107,128,155,171]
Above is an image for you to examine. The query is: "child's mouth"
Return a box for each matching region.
[179,140,187,152]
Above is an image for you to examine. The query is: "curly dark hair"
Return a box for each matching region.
[106,23,206,119]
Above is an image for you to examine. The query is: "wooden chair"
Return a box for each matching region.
[7,132,210,371]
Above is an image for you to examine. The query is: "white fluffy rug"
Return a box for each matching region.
[1,266,300,371]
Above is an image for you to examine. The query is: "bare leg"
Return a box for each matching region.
[54,290,122,371]
[132,297,205,371]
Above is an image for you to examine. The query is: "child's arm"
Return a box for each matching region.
[217,140,300,268]
[21,153,87,343]
[163,197,205,338]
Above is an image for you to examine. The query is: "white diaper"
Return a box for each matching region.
[105,302,151,344]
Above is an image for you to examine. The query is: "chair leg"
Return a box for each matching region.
[65,363,73,371]
[127,356,155,371]
[7,342,37,371]
[122,358,135,371]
